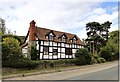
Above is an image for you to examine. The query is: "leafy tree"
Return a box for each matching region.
[2,34,23,45]
[2,37,22,61]
[107,30,118,60]
[18,36,26,45]
[100,30,119,61]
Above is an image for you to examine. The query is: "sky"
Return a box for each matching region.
[0,0,119,40]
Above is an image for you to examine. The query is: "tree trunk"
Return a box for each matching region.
[93,41,95,54]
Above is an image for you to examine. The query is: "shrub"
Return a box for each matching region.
[30,45,38,60]
[2,58,39,69]
[75,48,91,65]
[34,59,77,68]
[98,58,106,63]
[90,56,98,64]
[90,54,106,64]
[100,47,112,61]
[2,37,22,61]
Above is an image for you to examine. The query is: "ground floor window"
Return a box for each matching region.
[65,48,72,55]
[43,46,49,55]
[53,49,58,55]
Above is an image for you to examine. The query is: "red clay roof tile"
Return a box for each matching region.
[36,27,84,45]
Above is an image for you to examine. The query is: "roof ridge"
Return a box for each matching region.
[36,27,76,36]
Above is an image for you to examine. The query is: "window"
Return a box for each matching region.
[53,49,58,55]
[48,35,53,40]
[65,48,72,55]
[61,36,66,42]
[43,46,49,55]
[73,37,76,43]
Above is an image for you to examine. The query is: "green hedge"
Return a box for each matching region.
[34,59,76,68]
[2,58,39,69]
[2,58,77,69]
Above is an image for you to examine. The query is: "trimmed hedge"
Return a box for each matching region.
[32,59,76,69]
[2,58,77,69]
[2,58,39,69]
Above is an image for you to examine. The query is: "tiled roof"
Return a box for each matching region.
[35,27,84,45]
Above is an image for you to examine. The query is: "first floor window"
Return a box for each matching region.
[43,46,49,55]
[65,48,72,55]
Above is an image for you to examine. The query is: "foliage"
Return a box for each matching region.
[0,18,6,35]
[100,30,119,61]
[90,54,106,64]
[75,48,91,65]
[100,46,112,61]
[2,34,23,45]
[2,37,39,68]
[30,45,38,60]
[85,21,112,54]
[35,59,76,68]
[2,37,22,61]
[18,36,26,45]
[2,58,39,69]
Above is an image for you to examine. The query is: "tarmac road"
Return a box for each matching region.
[3,61,119,82]
[66,65,118,80]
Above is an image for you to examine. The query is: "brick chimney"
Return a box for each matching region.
[29,20,36,41]
[28,20,36,59]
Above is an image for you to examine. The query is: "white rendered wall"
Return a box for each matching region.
[43,55,49,59]
[40,46,43,52]
[41,41,43,45]
[40,53,43,59]
[44,41,49,45]
[49,47,52,52]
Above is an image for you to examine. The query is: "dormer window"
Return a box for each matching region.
[73,37,76,43]
[48,34,53,40]
[45,30,56,41]
[61,35,66,42]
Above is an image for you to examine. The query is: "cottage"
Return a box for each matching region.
[22,20,84,60]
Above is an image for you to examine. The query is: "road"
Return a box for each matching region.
[66,65,118,80]
[4,61,119,81]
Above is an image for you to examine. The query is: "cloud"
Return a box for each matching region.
[0,0,118,40]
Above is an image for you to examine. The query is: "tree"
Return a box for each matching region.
[107,30,118,60]
[0,18,6,35]
[2,37,22,61]
[100,30,119,61]
[2,34,23,45]
[101,21,112,41]
[85,21,112,54]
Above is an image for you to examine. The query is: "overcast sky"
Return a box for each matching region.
[0,0,118,40]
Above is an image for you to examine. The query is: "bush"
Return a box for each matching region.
[90,54,106,64]
[30,46,38,60]
[2,37,22,61]
[98,58,106,63]
[2,58,39,69]
[90,56,98,64]
[75,48,91,65]
[100,47,112,61]
[34,59,77,68]
[2,37,39,69]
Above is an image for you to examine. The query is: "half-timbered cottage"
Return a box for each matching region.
[22,20,84,60]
